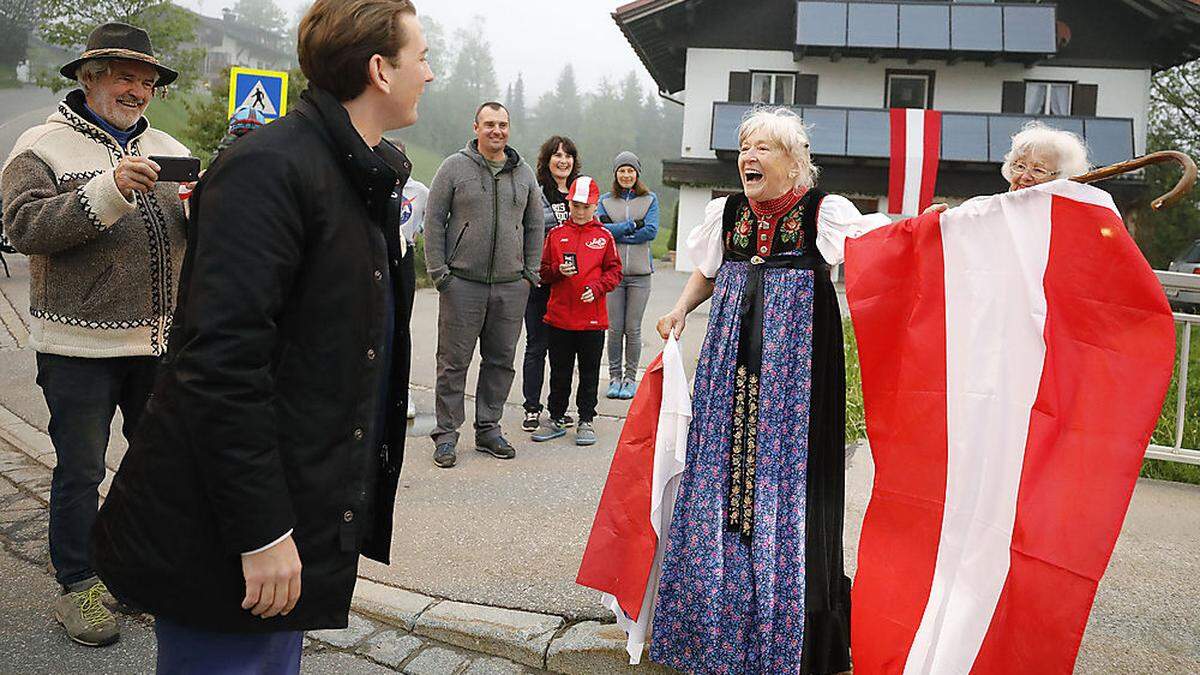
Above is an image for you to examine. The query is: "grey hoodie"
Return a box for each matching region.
[424,140,542,287]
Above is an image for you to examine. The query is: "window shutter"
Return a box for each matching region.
[795,74,819,105]
[1001,81,1025,114]
[1071,84,1098,116]
[728,72,751,103]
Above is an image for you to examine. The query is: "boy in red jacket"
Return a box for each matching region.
[532,176,623,445]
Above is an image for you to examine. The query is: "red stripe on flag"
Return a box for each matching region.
[576,354,666,621]
[969,197,1176,673]
[846,211,949,674]
[918,111,941,214]
[887,108,907,215]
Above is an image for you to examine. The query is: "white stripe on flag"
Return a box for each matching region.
[902,108,924,215]
[903,188,1053,674]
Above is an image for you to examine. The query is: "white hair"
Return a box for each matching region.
[75,60,111,94]
[737,106,820,189]
[1001,121,1090,182]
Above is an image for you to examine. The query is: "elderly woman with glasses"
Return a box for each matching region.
[928,121,1091,215]
[1002,120,1090,190]
[651,107,888,674]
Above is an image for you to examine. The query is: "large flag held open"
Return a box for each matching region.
[844,180,1176,673]
[888,108,942,216]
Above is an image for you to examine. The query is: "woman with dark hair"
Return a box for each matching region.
[523,135,581,431]
[598,151,659,400]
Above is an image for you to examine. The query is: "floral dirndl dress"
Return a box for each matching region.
[650,189,852,674]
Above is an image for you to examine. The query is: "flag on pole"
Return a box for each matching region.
[844,180,1175,674]
[888,108,942,216]
[576,335,691,664]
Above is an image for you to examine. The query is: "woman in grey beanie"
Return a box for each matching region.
[597,151,660,399]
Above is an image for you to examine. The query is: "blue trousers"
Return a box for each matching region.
[35,353,158,588]
[154,617,303,675]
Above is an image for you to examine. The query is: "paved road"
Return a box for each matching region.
[0,86,59,164]
[1,254,1198,672]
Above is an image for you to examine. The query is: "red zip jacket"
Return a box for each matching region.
[539,218,623,330]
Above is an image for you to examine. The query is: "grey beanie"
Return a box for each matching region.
[612,151,641,175]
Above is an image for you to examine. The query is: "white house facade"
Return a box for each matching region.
[614,0,1199,271]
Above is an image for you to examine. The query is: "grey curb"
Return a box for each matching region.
[0,401,667,673]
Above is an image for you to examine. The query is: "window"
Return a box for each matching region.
[886,70,934,109]
[1025,81,1072,116]
[751,72,796,105]
[205,50,230,76]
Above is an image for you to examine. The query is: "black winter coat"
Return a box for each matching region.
[91,87,413,632]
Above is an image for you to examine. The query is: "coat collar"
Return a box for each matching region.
[294,87,412,212]
[55,89,149,153]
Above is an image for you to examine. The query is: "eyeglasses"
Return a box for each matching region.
[1011,162,1059,180]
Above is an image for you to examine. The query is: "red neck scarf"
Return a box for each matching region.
[748,187,807,221]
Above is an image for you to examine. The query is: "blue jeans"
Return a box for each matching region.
[154,616,302,674]
[35,352,158,588]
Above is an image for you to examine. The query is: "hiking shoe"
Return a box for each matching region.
[606,380,622,399]
[433,442,457,468]
[532,418,567,442]
[476,435,516,460]
[522,410,541,432]
[95,581,138,615]
[576,421,597,446]
[619,380,637,400]
[55,580,119,647]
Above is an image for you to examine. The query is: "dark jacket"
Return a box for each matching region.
[91,87,414,633]
[423,140,542,287]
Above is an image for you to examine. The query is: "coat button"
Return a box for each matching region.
[343,510,354,523]
[353,428,365,440]
[367,348,376,360]
[374,270,383,281]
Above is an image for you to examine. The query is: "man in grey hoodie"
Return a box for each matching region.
[424,102,542,468]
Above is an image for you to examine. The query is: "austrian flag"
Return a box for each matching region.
[845,180,1175,673]
[888,108,942,216]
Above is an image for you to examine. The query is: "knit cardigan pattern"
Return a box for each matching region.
[1,93,189,358]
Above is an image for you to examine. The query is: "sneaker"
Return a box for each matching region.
[55,580,119,647]
[606,380,622,399]
[476,435,516,460]
[531,418,567,442]
[619,379,638,400]
[561,414,575,428]
[575,421,597,446]
[433,442,457,468]
[522,410,540,432]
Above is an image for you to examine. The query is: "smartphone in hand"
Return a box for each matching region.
[148,155,201,182]
[562,252,577,269]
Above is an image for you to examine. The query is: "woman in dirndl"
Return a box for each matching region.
[650,106,888,674]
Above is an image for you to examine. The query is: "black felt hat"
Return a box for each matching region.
[59,22,178,87]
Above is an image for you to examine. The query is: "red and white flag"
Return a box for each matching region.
[844,180,1175,674]
[576,335,690,664]
[888,108,942,216]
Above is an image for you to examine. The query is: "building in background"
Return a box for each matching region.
[191,8,294,86]
[614,0,1200,270]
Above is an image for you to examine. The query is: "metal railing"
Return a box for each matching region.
[1148,271,1200,465]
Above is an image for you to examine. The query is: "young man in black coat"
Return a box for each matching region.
[90,0,433,670]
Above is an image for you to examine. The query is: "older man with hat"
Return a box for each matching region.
[0,22,189,647]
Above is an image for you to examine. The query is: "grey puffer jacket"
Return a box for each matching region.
[424,140,542,287]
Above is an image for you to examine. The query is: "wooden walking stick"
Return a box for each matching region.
[1071,150,1198,210]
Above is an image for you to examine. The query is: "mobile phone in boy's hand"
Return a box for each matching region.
[562,252,577,274]
[148,155,201,182]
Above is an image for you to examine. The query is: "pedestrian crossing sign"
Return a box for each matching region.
[227,67,289,122]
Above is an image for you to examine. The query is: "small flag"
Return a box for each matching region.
[887,108,942,216]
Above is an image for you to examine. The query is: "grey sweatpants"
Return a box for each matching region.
[606,274,653,381]
[433,277,529,446]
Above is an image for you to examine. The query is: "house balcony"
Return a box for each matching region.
[710,101,1135,168]
[796,1,1058,64]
